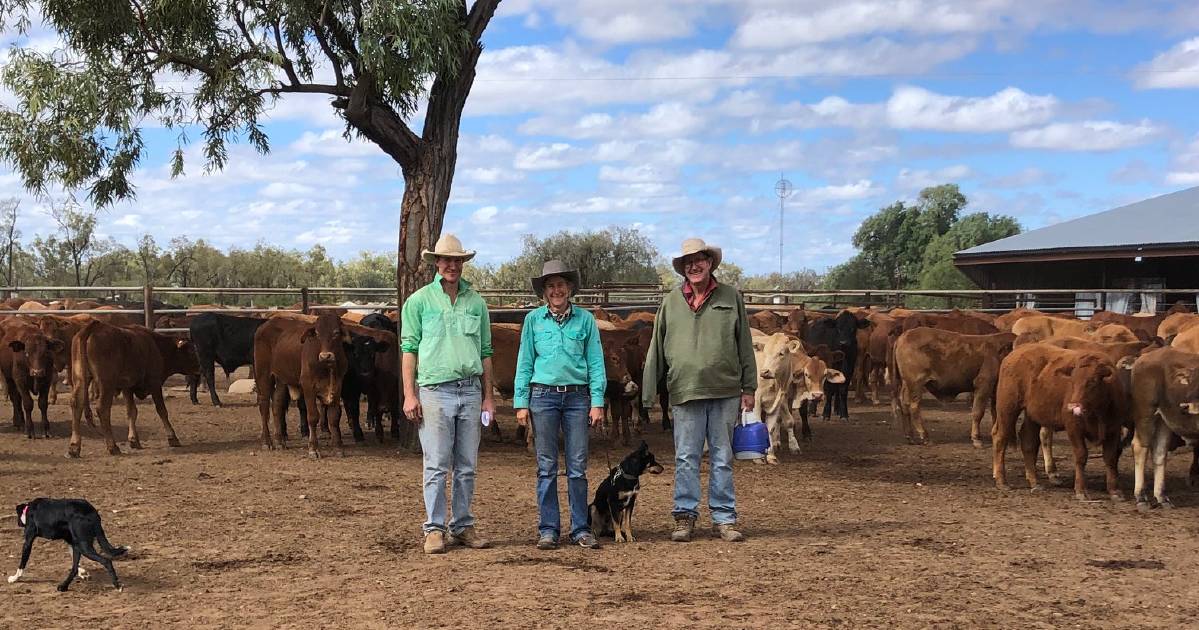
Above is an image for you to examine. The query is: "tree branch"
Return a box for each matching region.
[423,0,500,147]
[312,2,345,89]
[271,19,300,86]
[337,75,422,171]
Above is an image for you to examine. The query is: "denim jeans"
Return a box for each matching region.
[418,376,482,535]
[530,386,592,541]
[671,396,740,525]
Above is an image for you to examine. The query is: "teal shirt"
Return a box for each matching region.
[513,304,607,409]
[400,274,493,387]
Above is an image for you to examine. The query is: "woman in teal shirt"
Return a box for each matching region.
[514,260,606,550]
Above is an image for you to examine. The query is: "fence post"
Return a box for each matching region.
[301,287,310,314]
[143,284,154,329]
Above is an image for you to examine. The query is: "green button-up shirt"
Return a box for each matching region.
[513,304,606,409]
[400,274,493,387]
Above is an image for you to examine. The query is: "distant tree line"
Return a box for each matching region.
[0,183,1019,307]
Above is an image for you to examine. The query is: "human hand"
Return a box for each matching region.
[516,409,530,427]
[741,393,755,413]
[588,407,604,427]
[403,397,423,424]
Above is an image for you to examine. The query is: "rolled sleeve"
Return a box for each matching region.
[586,318,607,407]
[400,292,422,354]
[478,299,494,358]
[513,313,536,409]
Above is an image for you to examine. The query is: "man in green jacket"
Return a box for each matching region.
[642,237,757,543]
[401,234,496,555]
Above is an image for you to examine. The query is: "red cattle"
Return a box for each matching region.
[66,320,193,458]
[253,313,349,457]
[992,344,1125,502]
[1,320,64,438]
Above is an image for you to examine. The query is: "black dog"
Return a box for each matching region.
[9,499,127,592]
[589,441,664,543]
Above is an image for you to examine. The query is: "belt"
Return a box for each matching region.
[532,383,588,393]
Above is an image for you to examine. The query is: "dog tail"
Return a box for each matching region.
[96,524,127,558]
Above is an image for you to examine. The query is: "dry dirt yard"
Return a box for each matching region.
[3,380,1199,629]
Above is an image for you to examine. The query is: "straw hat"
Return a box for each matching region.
[671,237,722,275]
[421,233,476,264]
[530,260,581,298]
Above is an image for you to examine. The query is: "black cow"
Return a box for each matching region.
[359,313,397,333]
[188,313,268,407]
[339,332,397,443]
[803,310,869,421]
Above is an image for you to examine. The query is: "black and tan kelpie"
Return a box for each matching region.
[8,498,128,591]
[589,441,664,543]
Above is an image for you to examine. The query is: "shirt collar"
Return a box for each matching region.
[682,275,719,297]
[544,302,573,323]
[432,273,471,293]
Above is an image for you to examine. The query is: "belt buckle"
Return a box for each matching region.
[555,385,568,393]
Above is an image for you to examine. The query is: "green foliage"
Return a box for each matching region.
[488,227,661,291]
[0,0,468,205]
[827,184,1022,307]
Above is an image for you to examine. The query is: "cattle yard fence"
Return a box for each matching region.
[2,285,1197,334]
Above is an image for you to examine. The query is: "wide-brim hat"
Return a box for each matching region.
[531,260,581,298]
[421,233,476,264]
[671,237,722,275]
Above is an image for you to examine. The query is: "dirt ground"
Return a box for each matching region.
[3,378,1199,629]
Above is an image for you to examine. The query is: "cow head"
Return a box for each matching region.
[1055,355,1116,420]
[8,332,63,381]
[603,342,637,398]
[791,353,835,406]
[301,314,346,366]
[347,335,389,379]
[756,334,798,382]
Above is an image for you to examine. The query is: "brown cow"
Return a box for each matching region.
[621,311,656,326]
[861,312,900,405]
[993,307,1075,332]
[891,328,1015,446]
[600,329,640,445]
[749,310,787,335]
[1160,312,1199,340]
[66,321,192,457]
[1172,325,1199,354]
[253,314,349,457]
[1,321,64,438]
[1091,323,1140,343]
[992,344,1125,501]
[1009,314,1096,341]
[901,311,1000,335]
[1130,347,1199,509]
[1092,303,1190,340]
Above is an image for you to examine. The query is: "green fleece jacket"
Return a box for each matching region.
[641,283,757,407]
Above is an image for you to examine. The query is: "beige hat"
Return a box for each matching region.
[671,237,722,275]
[531,260,581,298]
[421,233,476,264]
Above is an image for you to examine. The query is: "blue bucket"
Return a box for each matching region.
[732,411,769,460]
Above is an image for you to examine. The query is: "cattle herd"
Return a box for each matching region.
[4,295,1199,511]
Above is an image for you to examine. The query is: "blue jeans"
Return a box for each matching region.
[671,396,739,525]
[418,377,482,535]
[530,386,592,541]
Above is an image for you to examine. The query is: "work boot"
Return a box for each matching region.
[423,531,447,555]
[713,523,746,542]
[450,526,491,549]
[671,515,696,542]
[536,534,559,550]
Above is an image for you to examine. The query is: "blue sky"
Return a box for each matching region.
[3,0,1199,275]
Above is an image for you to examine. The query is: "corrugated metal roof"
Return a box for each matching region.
[956,185,1199,258]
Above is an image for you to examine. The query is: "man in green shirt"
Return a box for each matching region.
[642,237,757,543]
[401,234,496,555]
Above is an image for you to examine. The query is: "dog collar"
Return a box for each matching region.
[614,466,638,481]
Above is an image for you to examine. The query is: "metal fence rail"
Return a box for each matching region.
[2,285,1195,331]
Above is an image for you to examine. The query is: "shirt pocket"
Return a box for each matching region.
[710,303,736,332]
[533,327,560,356]
[460,312,482,338]
[421,311,445,338]
[564,328,587,356]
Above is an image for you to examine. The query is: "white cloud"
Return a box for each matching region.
[295,220,359,246]
[261,182,318,198]
[290,129,381,158]
[896,165,974,192]
[471,206,499,224]
[798,180,883,204]
[461,167,525,184]
[1134,37,1199,89]
[1010,120,1162,151]
[886,86,1058,132]
[1166,134,1199,185]
[113,213,143,228]
[731,1,1001,48]
[513,142,590,170]
[519,102,705,139]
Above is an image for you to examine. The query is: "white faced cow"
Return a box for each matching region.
[752,333,844,465]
